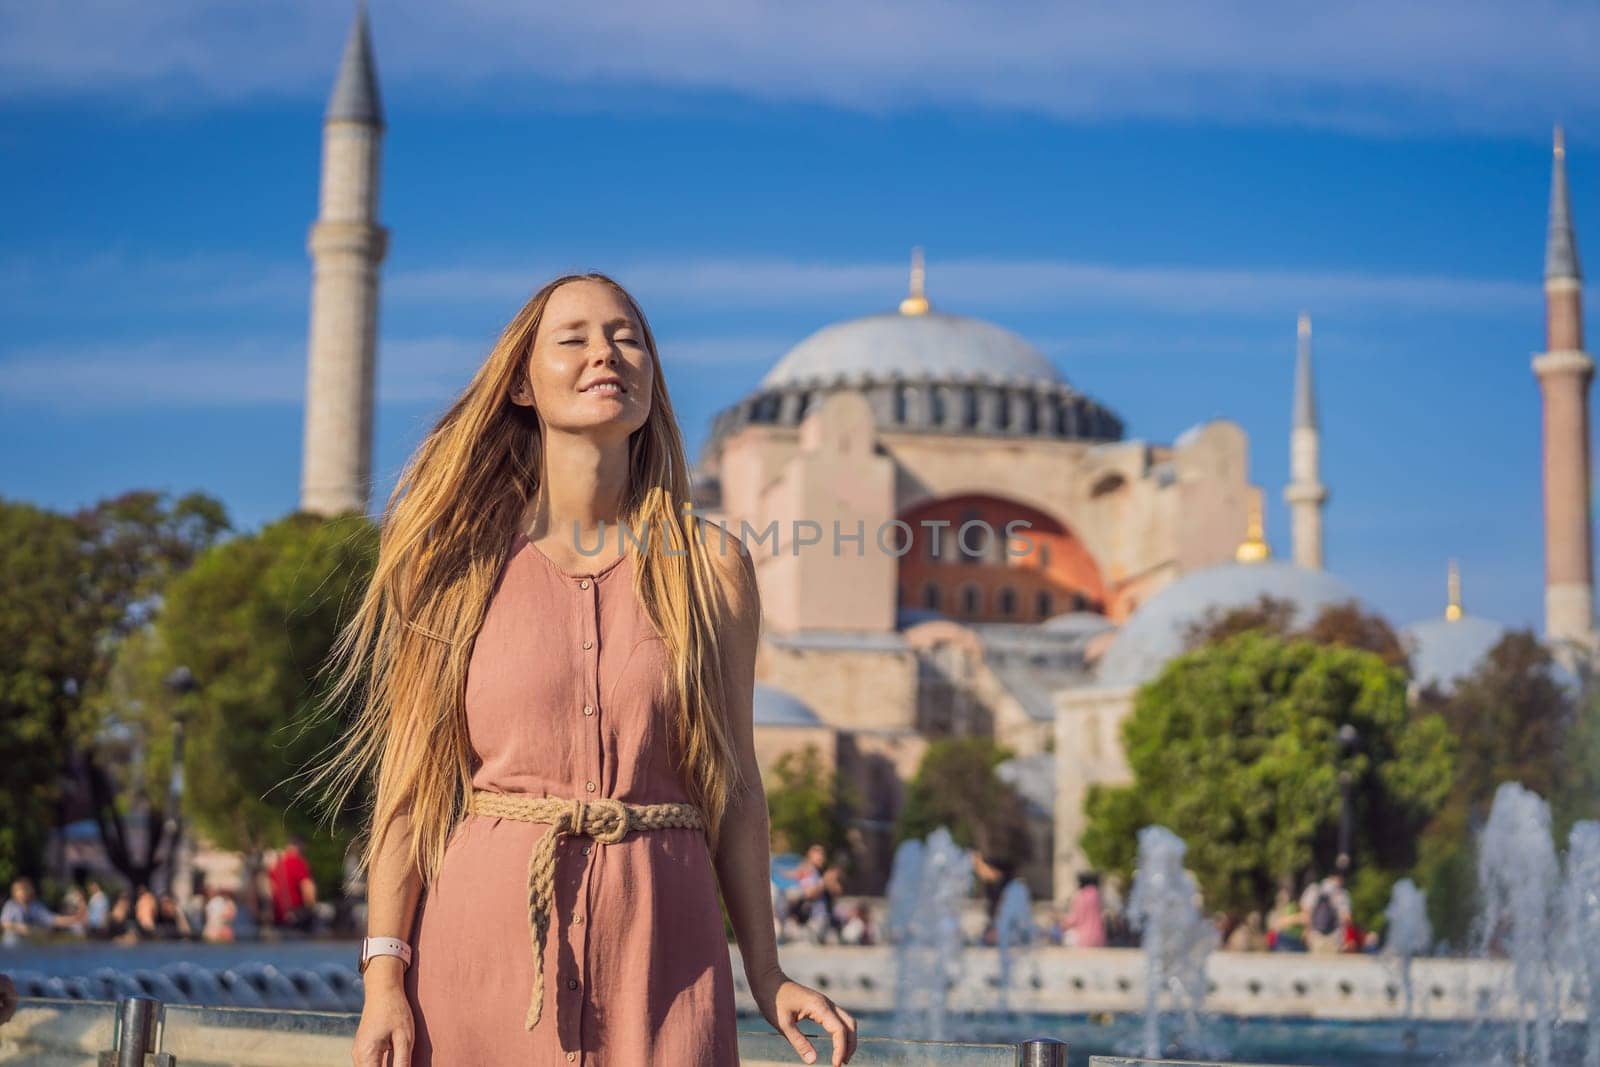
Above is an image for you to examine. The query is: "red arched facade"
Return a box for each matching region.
[896,494,1107,624]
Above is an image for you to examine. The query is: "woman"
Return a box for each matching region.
[301,274,857,1066]
[1059,872,1105,948]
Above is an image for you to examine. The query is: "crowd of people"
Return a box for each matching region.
[0,837,324,949]
[766,840,1389,959]
[10,830,1385,960]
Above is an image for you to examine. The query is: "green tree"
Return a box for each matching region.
[1185,595,1409,671]
[1414,630,1587,945]
[1083,632,1454,923]
[123,511,379,901]
[765,743,849,855]
[0,491,228,888]
[895,737,1032,868]
[0,501,99,886]
[77,491,232,890]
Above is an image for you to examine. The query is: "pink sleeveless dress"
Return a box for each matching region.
[403,529,740,1065]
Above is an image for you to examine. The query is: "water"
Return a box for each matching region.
[1564,821,1600,1067]
[993,877,1035,1019]
[1126,824,1218,1059]
[1384,878,1432,1018]
[1478,782,1563,1066]
[886,826,973,1041]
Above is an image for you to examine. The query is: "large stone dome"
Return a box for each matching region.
[1095,561,1364,688]
[760,311,1065,389]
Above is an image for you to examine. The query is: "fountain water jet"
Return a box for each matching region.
[886,826,973,1041]
[1477,781,1562,1066]
[993,877,1036,1018]
[1562,820,1600,1067]
[1383,878,1432,1019]
[1126,825,1217,1059]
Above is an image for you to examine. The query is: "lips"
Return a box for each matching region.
[579,376,625,395]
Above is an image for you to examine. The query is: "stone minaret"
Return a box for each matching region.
[1533,125,1596,646]
[1284,312,1328,570]
[300,4,387,516]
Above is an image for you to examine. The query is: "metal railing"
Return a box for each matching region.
[5,996,1070,1067]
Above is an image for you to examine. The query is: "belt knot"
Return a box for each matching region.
[466,788,706,1032]
[565,796,629,844]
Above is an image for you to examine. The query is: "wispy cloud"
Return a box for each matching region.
[0,250,305,317]
[400,256,1535,318]
[0,338,306,411]
[0,334,490,411]
[6,250,1533,323]
[2,2,1598,133]
[0,331,793,412]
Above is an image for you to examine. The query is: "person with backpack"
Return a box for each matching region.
[1301,872,1350,954]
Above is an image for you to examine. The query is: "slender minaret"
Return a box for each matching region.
[1284,312,1328,570]
[899,247,930,316]
[1445,558,1463,622]
[1532,125,1596,646]
[300,3,388,516]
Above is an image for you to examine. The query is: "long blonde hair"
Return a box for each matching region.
[297,272,747,889]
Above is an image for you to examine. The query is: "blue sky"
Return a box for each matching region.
[4,1,1600,632]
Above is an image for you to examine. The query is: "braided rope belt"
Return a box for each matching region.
[467,788,707,1030]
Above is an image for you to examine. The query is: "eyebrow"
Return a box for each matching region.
[552,317,637,332]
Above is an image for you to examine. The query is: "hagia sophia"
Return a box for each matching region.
[297,10,1598,904]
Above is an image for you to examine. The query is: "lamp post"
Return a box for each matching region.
[1335,723,1359,874]
[162,666,196,897]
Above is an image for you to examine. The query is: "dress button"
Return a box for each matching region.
[567,1052,577,1062]
[573,914,583,924]
[578,579,590,589]
[582,845,591,855]
[567,979,579,990]
[585,780,596,792]
[583,704,594,716]
[582,639,593,650]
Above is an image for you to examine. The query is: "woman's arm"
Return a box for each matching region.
[707,539,857,1067]
[352,806,423,1067]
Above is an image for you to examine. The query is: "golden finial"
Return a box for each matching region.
[1555,124,1566,160]
[899,246,930,316]
[1235,487,1270,563]
[1445,558,1463,621]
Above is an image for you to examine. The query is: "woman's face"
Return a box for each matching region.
[514,279,653,440]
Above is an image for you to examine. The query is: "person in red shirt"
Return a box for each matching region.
[268,837,317,932]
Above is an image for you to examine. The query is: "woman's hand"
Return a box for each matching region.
[352,963,414,1067]
[754,971,857,1066]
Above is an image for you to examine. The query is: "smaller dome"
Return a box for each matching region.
[1096,561,1363,688]
[996,753,1055,819]
[1402,615,1507,692]
[752,683,822,727]
[1041,611,1116,636]
[897,607,948,629]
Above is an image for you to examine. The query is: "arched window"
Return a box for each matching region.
[959,508,985,564]
[998,587,1017,617]
[1035,590,1053,619]
[960,584,982,616]
[922,583,942,611]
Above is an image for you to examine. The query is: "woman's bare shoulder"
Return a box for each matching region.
[699,522,759,623]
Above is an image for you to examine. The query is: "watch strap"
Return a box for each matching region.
[360,936,413,972]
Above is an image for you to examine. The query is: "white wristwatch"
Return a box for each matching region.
[359,936,414,974]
